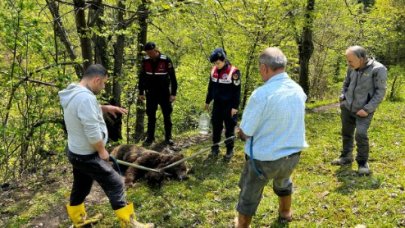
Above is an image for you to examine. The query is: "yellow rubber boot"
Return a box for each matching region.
[114,203,154,228]
[66,203,102,227]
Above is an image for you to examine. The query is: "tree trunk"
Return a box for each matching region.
[134,1,149,142]
[298,0,315,97]
[241,34,260,110]
[106,0,126,141]
[2,9,21,128]
[87,0,122,141]
[90,0,109,68]
[46,0,82,77]
[333,55,342,83]
[73,0,93,71]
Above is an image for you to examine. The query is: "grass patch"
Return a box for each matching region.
[306,98,338,109]
[4,101,404,227]
[125,101,404,227]
[5,185,69,226]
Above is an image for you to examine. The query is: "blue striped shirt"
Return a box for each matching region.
[240,72,308,161]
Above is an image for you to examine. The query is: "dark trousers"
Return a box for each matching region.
[67,151,126,210]
[340,106,374,165]
[146,94,173,141]
[211,101,237,151]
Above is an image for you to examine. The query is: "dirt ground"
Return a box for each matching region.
[0,133,211,227]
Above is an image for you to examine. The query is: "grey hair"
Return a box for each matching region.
[259,47,287,70]
[346,45,368,59]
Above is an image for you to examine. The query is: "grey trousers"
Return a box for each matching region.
[340,106,374,165]
[237,152,300,216]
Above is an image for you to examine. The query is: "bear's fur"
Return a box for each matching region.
[110,145,188,186]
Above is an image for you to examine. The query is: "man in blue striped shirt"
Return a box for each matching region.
[235,47,308,227]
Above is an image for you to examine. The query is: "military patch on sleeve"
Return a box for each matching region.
[233,78,241,86]
[232,74,239,80]
[168,62,173,68]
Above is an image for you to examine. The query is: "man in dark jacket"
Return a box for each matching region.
[139,42,178,146]
[332,46,387,175]
[205,48,241,160]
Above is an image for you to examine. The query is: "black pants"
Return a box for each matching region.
[340,106,374,165]
[146,93,173,141]
[211,101,237,150]
[67,151,126,210]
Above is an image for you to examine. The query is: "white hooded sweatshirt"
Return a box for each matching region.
[58,83,108,155]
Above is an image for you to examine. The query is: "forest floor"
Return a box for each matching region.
[1,101,404,227]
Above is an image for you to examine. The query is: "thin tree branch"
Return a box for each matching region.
[31,61,80,75]
[25,118,65,142]
[55,0,138,13]
[150,22,179,48]
[3,9,21,128]
[46,0,83,77]
[344,0,356,16]
[24,78,58,87]
[216,0,251,35]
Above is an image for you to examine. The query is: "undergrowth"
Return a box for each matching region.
[2,101,404,227]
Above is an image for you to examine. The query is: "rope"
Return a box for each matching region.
[249,136,265,180]
[111,136,236,173]
[109,156,122,175]
[112,158,161,173]
[159,136,235,171]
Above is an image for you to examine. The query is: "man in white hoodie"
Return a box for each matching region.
[59,64,152,228]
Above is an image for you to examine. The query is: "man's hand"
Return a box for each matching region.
[231,108,238,116]
[101,105,128,118]
[98,148,110,161]
[237,127,249,141]
[204,103,210,112]
[356,109,369,117]
[138,95,146,101]
[170,95,176,103]
[92,140,109,161]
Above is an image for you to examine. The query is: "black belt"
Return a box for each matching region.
[68,150,98,161]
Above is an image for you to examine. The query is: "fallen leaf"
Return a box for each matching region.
[318,191,330,198]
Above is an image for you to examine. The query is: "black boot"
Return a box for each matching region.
[165,138,174,146]
[223,147,234,161]
[164,118,173,146]
[143,137,154,147]
[209,146,220,158]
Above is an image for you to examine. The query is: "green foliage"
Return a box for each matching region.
[0,0,72,182]
[387,65,405,101]
[0,0,404,203]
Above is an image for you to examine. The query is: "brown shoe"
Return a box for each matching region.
[278,195,292,223]
[278,214,292,223]
[235,213,252,228]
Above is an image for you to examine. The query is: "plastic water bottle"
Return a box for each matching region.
[198,112,210,134]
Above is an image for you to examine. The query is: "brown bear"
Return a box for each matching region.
[109,144,188,187]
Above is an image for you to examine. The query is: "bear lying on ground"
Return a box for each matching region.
[109,145,188,186]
